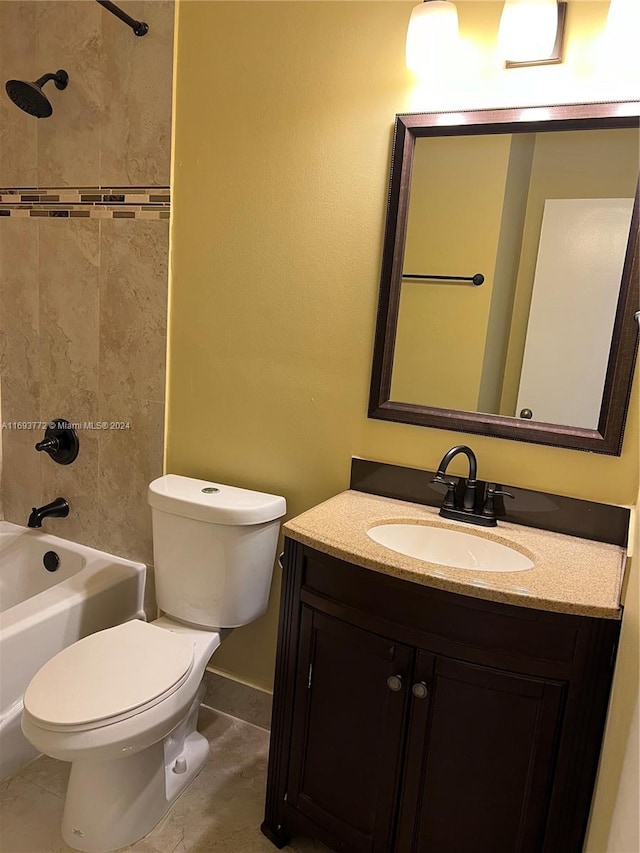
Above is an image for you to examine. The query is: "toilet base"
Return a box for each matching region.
[61,687,208,853]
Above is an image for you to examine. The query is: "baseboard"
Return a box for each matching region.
[201,670,272,731]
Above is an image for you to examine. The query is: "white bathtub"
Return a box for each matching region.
[0,520,146,780]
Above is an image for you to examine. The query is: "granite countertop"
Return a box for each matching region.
[283,490,628,619]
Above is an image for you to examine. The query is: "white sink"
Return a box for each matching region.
[367,523,534,572]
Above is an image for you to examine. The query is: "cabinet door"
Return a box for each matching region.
[287,606,413,853]
[397,652,566,853]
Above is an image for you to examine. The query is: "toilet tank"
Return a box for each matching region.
[148,475,286,629]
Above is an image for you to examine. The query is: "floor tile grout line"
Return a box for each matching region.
[8,772,62,801]
[16,772,65,801]
[199,704,271,734]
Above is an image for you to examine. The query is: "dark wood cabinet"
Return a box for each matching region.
[287,607,411,852]
[397,653,565,853]
[262,539,621,853]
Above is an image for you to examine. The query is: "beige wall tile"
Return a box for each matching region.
[39,386,98,429]
[37,386,100,549]
[1,427,42,525]
[99,219,168,402]
[96,396,164,564]
[36,1,102,186]
[100,0,174,186]
[1,0,173,188]
[0,218,41,524]
[0,1,171,556]
[0,1,37,186]
[0,219,40,420]
[41,429,100,549]
[38,219,100,399]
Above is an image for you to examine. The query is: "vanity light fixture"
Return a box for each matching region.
[406,0,459,75]
[499,0,566,67]
[603,0,640,63]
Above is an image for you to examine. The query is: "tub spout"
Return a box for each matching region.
[27,497,69,529]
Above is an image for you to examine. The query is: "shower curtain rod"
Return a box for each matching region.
[95,0,149,36]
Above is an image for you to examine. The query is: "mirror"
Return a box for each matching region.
[369,103,640,455]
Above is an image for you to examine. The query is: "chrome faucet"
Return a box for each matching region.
[431,445,513,527]
[27,497,69,529]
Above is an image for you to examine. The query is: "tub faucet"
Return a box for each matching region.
[431,445,512,527]
[27,497,69,529]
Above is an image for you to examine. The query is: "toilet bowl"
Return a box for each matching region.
[21,476,286,853]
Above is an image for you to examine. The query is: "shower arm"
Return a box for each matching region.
[33,72,63,88]
[95,0,149,36]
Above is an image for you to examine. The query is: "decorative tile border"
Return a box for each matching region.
[0,187,170,220]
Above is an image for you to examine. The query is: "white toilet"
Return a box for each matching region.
[21,474,286,853]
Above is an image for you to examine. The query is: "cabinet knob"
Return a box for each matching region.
[412,681,428,699]
[386,674,403,692]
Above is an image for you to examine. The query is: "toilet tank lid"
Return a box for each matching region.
[148,475,286,525]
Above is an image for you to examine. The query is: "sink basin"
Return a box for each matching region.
[367,523,534,572]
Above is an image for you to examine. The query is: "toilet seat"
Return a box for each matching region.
[24,620,194,733]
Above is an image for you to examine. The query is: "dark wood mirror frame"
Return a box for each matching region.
[369,102,640,455]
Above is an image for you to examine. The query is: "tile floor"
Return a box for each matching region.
[0,707,330,853]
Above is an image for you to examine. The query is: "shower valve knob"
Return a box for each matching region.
[35,418,79,465]
[35,436,60,453]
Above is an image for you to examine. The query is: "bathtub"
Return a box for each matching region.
[0,520,146,780]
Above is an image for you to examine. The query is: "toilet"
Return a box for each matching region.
[21,474,286,853]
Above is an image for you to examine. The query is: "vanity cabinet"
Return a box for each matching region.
[394,652,564,853]
[262,540,621,853]
[287,607,411,852]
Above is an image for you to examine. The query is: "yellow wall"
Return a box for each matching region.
[392,134,513,410]
[585,492,639,852]
[170,3,638,847]
[169,0,638,687]
[392,126,638,416]
[480,132,536,414]
[500,127,639,414]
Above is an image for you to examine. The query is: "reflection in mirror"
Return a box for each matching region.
[392,129,638,429]
[369,103,640,454]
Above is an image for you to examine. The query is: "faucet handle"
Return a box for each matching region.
[481,483,514,518]
[486,483,514,500]
[430,475,457,509]
[430,475,457,489]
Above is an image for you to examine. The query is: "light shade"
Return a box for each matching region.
[498,0,559,63]
[604,0,640,58]
[406,0,459,76]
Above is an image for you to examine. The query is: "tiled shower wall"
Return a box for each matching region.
[0,0,173,571]
[0,213,168,563]
[0,0,174,187]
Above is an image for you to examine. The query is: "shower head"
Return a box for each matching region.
[5,69,68,118]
